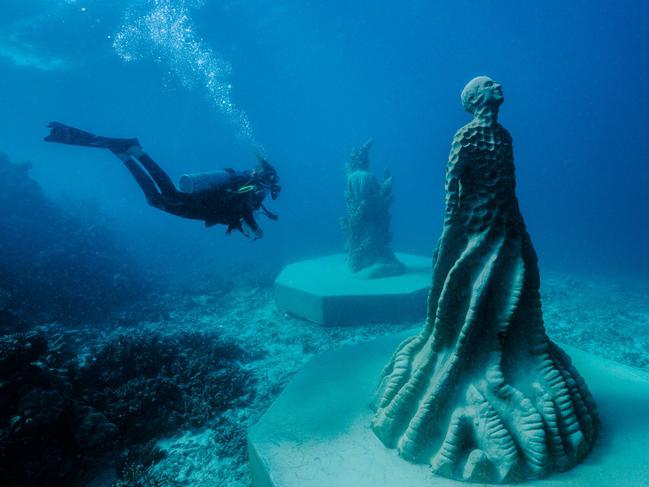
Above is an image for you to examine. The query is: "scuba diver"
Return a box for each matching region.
[44,122,280,240]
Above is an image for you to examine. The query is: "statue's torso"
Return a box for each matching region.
[445,121,518,232]
[346,169,379,201]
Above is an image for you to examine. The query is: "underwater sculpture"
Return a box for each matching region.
[341,139,404,278]
[274,138,430,326]
[371,77,598,483]
[274,140,433,326]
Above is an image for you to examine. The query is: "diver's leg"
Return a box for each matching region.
[114,149,200,219]
[45,124,177,197]
[112,150,165,209]
[126,147,179,197]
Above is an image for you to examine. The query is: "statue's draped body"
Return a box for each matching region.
[371,77,598,483]
[342,139,404,279]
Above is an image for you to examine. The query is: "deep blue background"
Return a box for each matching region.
[1,0,647,279]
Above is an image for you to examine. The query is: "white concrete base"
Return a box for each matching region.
[248,330,649,487]
[273,253,431,326]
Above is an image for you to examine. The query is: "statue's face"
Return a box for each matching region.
[478,77,504,105]
[461,76,504,113]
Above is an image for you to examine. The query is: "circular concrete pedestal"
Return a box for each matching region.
[273,253,431,326]
[248,331,649,487]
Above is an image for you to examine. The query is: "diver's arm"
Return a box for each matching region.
[260,203,278,221]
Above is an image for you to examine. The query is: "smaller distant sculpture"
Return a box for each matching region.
[341,139,404,279]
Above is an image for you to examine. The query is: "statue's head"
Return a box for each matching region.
[460,76,504,115]
[348,138,374,172]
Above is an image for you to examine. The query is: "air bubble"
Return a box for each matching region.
[113,0,258,148]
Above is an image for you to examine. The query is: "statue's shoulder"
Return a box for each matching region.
[495,123,512,142]
[452,122,475,146]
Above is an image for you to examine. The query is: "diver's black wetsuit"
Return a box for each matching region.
[122,151,268,234]
[44,122,279,238]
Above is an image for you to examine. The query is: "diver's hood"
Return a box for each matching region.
[255,155,281,199]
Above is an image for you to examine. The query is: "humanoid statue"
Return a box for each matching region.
[341,139,404,279]
[371,77,598,483]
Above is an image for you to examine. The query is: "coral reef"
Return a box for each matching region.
[0,328,253,486]
[0,331,118,485]
[75,331,254,443]
[0,288,29,334]
[372,77,598,483]
[341,139,404,278]
[0,152,145,325]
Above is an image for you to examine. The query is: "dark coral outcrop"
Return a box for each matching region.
[0,329,253,486]
[0,332,118,485]
[75,331,254,442]
[0,152,145,325]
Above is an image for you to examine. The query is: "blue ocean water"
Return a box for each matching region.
[1,0,647,278]
[1,1,648,485]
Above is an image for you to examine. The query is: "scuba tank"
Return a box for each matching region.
[178,170,232,193]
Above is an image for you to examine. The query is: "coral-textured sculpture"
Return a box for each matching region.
[341,139,404,279]
[371,77,598,483]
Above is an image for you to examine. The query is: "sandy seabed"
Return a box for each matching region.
[38,268,649,486]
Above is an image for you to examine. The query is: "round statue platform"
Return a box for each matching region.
[273,253,432,326]
[247,330,649,487]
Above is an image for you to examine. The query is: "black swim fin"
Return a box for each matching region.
[44,122,140,153]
